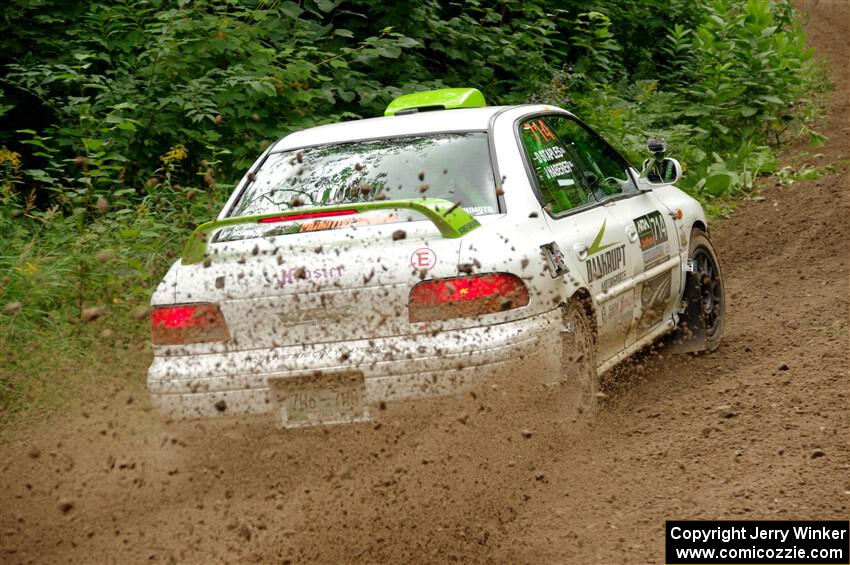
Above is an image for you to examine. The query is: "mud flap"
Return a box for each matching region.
[668,270,707,354]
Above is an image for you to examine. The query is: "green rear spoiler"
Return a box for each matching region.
[181,198,481,265]
[384,88,486,116]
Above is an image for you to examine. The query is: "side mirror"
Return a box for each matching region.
[642,157,682,185]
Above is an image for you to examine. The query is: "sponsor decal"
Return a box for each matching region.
[587,218,618,257]
[463,206,496,216]
[279,265,346,287]
[458,218,481,234]
[299,217,356,232]
[601,270,627,291]
[298,213,398,233]
[410,248,437,271]
[636,270,672,330]
[585,219,627,286]
[586,244,626,284]
[601,292,635,324]
[633,211,670,268]
[678,224,688,249]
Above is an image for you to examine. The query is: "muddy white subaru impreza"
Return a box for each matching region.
[148,88,725,427]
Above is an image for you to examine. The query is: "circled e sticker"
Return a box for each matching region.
[410,248,437,271]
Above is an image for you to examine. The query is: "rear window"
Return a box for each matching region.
[220,133,498,241]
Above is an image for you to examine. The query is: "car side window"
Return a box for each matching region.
[519,117,593,214]
[545,115,637,199]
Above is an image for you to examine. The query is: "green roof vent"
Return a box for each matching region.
[384,88,486,116]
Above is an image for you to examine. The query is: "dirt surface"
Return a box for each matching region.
[1,2,848,563]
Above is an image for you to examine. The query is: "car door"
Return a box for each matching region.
[517,114,638,363]
[544,116,681,347]
[609,193,681,345]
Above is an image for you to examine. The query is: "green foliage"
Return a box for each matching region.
[545,0,824,200]
[0,0,827,399]
[1,0,821,198]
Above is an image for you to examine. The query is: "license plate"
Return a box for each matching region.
[269,372,369,428]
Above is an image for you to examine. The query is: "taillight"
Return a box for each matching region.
[150,303,230,345]
[409,273,529,323]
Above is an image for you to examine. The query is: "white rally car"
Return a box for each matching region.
[148,88,725,426]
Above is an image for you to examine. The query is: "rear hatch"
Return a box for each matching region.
[172,219,470,350]
[164,130,503,352]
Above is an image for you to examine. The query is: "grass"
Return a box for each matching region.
[0,313,150,427]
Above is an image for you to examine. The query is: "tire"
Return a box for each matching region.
[683,228,726,352]
[560,299,600,420]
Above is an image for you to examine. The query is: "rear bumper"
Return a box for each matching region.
[147,308,561,418]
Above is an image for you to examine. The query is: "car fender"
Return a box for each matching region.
[647,184,709,253]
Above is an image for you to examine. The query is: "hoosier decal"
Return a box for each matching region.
[633,211,670,268]
[279,265,346,287]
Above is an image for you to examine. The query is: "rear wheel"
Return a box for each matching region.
[560,300,599,420]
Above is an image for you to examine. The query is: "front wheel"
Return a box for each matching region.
[678,228,726,352]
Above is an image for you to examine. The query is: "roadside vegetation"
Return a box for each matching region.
[0,0,828,418]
